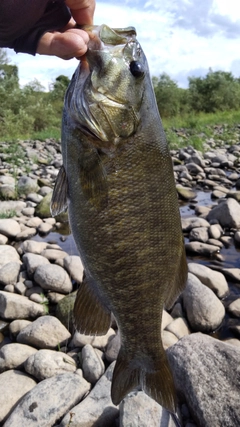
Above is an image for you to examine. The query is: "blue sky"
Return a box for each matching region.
[6,0,240,90]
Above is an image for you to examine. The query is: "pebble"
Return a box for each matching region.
[82,344,105,384]
[188,263,229,298]
[17,315,71,349]
[34,263,73,293]
[22,252,50,277]
[64,255,84,283]
[185,241,220,256]
[0,291,45,319]
[0,219,21,238]
[24,349,77,380]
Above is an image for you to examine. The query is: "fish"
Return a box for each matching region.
[51,24,188,413]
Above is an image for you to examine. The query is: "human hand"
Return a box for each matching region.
[37,0,95,59]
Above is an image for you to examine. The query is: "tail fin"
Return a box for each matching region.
[111,347,176,413]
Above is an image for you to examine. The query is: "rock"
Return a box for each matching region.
[58,363,118,427]
[0,245,21,268]
[0,343,37,372]
[17,315,71,349]
[188,263,229,298]
[0,200,26,215]
[119,390,176,427]
[176,186,196,200]
[20,240,47,255]
[40,248,68,261]
[105,332,121,362]
[4,372,90,427]
[181,217,210,232]
[55,292,76,331]
[0,291,45,319]
[15,227,37,241]
[167,333,240,427]
[72,328,116,350]
[26,193,43,203]
[81,344,105,384]
[35,192,68,222]
[207,198,240,228]
[165,317,191,339]
[9,319,32,338]
[0,234,8,244]
[22,253,50,277]
[185,241,219,256]
[37,222,53,234]
[0,219,21,238]
[182,273,225,332]
[24,349,77,380]
[64,255,84,283]
[208,223,222,239]
[26,217,42,228]
[21,207,35,217]
[0,262,21,286]
[227,299,240,317]
[189,226,209,242]
[162,310,173,330]
[17,176,39,195]
[162,330,179,350]
[221,268,240,282]
[34,264,73,293]
[0,370,37,424]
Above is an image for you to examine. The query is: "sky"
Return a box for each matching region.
[5,0,240,90]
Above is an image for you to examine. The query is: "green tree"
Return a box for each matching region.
[153,73,188,118]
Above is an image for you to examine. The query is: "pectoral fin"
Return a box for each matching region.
[50,165,68,216]
[73,274,111,335]
[80,149,108,211]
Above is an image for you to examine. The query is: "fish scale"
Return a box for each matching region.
[51,24,187,413]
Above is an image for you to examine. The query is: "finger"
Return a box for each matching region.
[65,0,95,25]
[37,29,89,59]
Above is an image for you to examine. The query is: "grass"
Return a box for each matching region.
[0,210,17,219]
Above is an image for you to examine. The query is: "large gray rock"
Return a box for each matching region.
[0,262,21,286]
[0,370,37,424]
[0,291,45,320]
[0,219,21,238]
[4,372,90,427]
[58,362,118,427]
[188,262,229,298]
[17,315,71,349]
[22,253,50,277]
[167,333,240,427]
[24,349,77,380]
[182,273,225,332]
[0,245,21,268]
[207,198,240,228]
[119,391,176,427]
[0,343,37,372]
[34,264,73,294]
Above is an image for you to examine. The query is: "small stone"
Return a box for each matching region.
[14,281,27,295]
[105,332,121,362]
[207,198,240,228]
[162,310,173,330]
[162,330,179,350]
[21,207,35,217]
[24,349,77,380]
[188,263,229,298]
[185,242,219,256]
[9,319,32,338]
[22,253,50,277]
[15,227,37,241]
[17,315,71,349]
[0,262,21,286]
[0,234,8,244]
[64,255,84,283]
[34,264,73,293]
[40,248,68,260]
[0,219,21,238]
[82,344,105,384]
[21,240,47,254]
[189,227,209,243]
[183,273,225,332]
[0,291,45,320]
[26,217,42,228]
[227,299,240,317]
[0,343,37,372]
[72,328,116,350]
[165,317,191,339]
[38,222,53,234]
[208,224,223,239]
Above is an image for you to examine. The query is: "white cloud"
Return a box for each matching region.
[5,0,240,90]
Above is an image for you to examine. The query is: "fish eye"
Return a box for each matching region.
[129,61,144,78]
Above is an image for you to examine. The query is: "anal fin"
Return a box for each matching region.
[73,274,111,335]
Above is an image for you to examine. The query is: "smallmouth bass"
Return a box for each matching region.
[51,24,187,412]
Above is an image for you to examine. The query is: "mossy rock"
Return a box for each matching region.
[35,192,68,222]
[55,291,77,332]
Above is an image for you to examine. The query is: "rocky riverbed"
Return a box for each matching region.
[0,132,240,426]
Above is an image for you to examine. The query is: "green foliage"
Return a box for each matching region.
[0,210,17,219]
[153,73,189,118]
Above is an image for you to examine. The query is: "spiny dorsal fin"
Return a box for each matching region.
[50,165,68,216]
[73,274,111,335]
